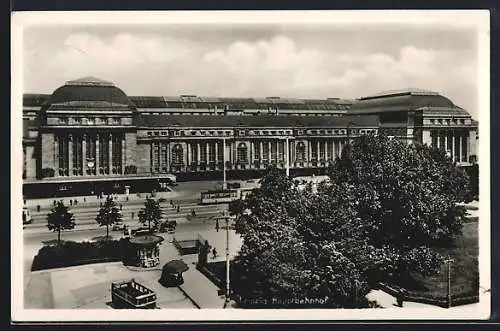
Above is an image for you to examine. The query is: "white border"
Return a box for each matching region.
[11,10,491,322]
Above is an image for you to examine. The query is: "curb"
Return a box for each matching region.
[177,285,201,309]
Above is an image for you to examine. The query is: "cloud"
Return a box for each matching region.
[23,32,478,117]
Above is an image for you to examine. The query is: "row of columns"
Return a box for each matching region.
[55,133,124,176]
[432,130,468,163]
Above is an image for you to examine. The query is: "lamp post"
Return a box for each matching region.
[216,210,233,309]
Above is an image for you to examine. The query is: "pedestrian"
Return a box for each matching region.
[36,205,40,212]
[119,203,122,211]
[74,199,78,206]
[83,197,86,203]
[53,200,56,206]
[216,219,219,232]
[70,200,73,206]
[131,211,134,220]
[23,199,26,205]
[126,196,129,201]
[191,209,196,217]
[212,247,218,259]
[177,205,180,213]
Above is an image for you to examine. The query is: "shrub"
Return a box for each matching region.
[31,239,129,271]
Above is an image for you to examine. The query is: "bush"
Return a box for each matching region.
[31,239,128,271]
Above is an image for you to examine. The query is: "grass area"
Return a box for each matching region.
[407,222,479,299]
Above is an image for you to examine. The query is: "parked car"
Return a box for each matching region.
[112,221,124,231]
[159,220,177,233]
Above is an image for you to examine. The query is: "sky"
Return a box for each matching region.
[23,22,480,118]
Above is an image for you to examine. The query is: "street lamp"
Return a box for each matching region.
[216,210,233,309]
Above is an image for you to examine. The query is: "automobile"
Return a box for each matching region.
[112,221,124,231]
[131,227,153,236]
[159,220,177,233]
[22,207,33,225]
[158,197,167,203]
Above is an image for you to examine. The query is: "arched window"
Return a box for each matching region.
[172,144,184,165]
[237,143,248,164]
[296,142,306,161]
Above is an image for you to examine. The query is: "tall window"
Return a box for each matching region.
[296,142,306,161]
[311,141,318,160]
[461,134,468,162]
[217,142,223,162]
[191,143,198,163]
[208,143,216,162]
[431,131,438,147]
[237,143,248,164]
[172,144,183,165]
[253,142,260,160]
[278,141,284,161]
[200,144,207,163]
[262,143,269,160]
[271,141,277,161]
[319,141,325,160]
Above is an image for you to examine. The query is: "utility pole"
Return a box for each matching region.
[216,210,233,309]
[444,258,454,308]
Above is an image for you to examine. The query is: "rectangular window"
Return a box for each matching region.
[254,142,260,160]
[431,131,438,147]
[278,141,285,161]
[200,144,207,163]
[311,141,318,160]
[262,143,269,160]
[208,143,216,162]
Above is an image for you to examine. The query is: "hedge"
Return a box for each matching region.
[31,239,128,271]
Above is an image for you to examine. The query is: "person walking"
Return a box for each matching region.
[215,219,220,232]
[177,205,180,213]
[212,247,218,259]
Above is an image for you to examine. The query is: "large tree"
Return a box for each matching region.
[232,167,372,308]
[231,135,472,307]
[138,197,163,232]
[47,201,76,246]
[95,196,123,240]
[327,134,471,282]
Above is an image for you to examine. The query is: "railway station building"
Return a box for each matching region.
[22,77,478,198]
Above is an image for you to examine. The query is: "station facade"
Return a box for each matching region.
[22,77,478,198]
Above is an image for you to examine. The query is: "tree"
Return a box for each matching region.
[95,196,123,240]
[231,167,372,308]
[138,197,163,232]
[47,201,76,245]
[327,134,471,282]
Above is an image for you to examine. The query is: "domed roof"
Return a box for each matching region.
[46,77,135,109]
[349,88,461,115]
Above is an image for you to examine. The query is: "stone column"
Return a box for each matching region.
[444,130,448,151]
[436,130,440,149]
[68,134,73,176]
[338,140,343,157]
[96,134,100,174]
[82,134,87,175]
[308,140,312,162]
[197,142,201,164]
[285,138,290,177]
[54,135,59,176]
[268,141,272,161]
[259,141,263,161]
[206,142,210,163]
[121,135,125,174]
[452,133,456,162]
[215,141,219,162]
[317,140,320,160]
[324,140,328,161]
[459,132,463,163]
[250,141,254,162]
[187,142,192,165]
[109,133,113,174]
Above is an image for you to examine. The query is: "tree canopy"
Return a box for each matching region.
[231,135,471,307]
[47,201,76,245]
[95,196,123,239]
[138,197,163,231]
